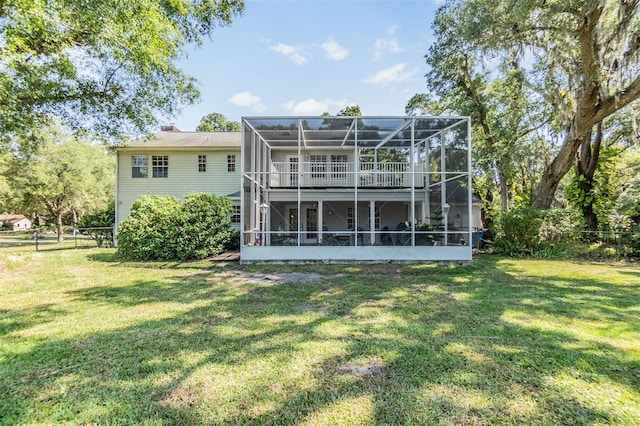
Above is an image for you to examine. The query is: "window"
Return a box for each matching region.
[131,155,148,178]
[310,154,327,178]
[227,155,236,172]
[198,155,206,172]
[231,205,241,224]
[152,155,168,178]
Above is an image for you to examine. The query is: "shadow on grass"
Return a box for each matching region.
[0,304,65,337]
[86,251,220,270]
[1,256,638,424]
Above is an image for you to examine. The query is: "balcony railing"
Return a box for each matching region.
[269,162,427,188]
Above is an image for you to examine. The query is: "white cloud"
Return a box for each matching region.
[281,98,349,115]
[269,43,309,65]
[371,26,405,61]
[321,38,349,61]
[227,91,266,112]
[228,91,260,107]
[363,63,419,85]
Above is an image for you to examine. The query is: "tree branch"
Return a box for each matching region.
[17,85,120,107]
[593,75,640,123]
[516,118,551,140]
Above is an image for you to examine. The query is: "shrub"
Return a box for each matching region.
[540,207,583,242]
[117,193,233,261]
[224,229,241,251]
[492,206,544,256]
[176,193,233,260]
[78,201,115,247]
[492,206,586,257]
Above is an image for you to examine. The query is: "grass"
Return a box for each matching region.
[0,247,639,425]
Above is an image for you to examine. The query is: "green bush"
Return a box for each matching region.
[540,207,583,242]
[491,207,582,257]
[78,201,116,247]
[224,229,241,251]
[492,206,544,256]
[117,193,233,261]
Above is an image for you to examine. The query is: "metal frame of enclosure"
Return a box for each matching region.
[241,116,472,262]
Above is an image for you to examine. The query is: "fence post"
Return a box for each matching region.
[34,228,38,251]
[112,225,116,248]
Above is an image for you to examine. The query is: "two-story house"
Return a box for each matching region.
[115,126,242,236]
[116,116,477,263]
[241,116,475,262]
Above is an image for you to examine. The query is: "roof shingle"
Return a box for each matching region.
[120,131,241,149]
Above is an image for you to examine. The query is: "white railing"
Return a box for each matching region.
[269,162,426,188]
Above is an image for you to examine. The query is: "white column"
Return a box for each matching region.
[318,200,323,243]
[410,118,416,246]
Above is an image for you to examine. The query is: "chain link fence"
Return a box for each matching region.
[578,230,640,258]
[0,227,115,251]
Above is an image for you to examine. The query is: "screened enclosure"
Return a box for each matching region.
[241,116,474,262]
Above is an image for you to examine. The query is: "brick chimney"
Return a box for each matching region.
[161,123,180,132]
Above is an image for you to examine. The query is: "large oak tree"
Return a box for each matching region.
[0,0,244,143]
[423,0,640,209]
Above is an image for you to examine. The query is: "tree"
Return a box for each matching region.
[416,6,549,212]
[6,125,114,242]
[463,1,639,208]
[567,102,640,230]
[0,0,244,144]
[337,105,362,116]
[196,113,241,132]
[422,1,640,209]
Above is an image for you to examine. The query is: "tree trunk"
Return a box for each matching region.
[56,211,64,243]
[532,2,619,209]
[499,171,509,211]
[575,122,602,231]
[531,133,584,208]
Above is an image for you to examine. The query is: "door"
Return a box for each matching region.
[285,205,318,244]
[288,156,298,187]
[304,206,318,244]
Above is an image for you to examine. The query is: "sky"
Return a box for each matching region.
[171,0,442,131]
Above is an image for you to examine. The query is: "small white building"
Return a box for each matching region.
[115,128,242,235]
[0,214,32,231]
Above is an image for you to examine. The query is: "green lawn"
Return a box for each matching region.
[1,248,638,425]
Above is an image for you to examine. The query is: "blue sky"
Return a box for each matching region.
[172,0,441,131]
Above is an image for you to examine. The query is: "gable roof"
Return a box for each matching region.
[119,131,241,149]
[0,214,30,224]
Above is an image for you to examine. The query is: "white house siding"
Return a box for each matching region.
[12,218,32,230]
[116,148,241,232]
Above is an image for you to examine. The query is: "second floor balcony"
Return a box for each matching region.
[268,161,428,188]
